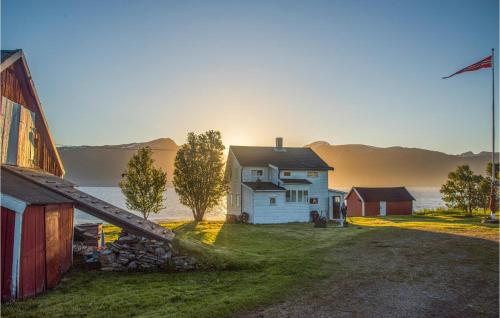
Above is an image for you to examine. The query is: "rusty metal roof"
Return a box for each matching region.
[1,165,174,242]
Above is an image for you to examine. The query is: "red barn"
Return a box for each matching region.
[346,187,415,217]
[1,49,73,301]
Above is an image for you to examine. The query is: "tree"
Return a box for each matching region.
[440,165,482,216]
[173,130,227,221]
[119,147,167,220]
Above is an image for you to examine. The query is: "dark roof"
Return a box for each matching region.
[243,182,286,191]
[280,178,312,184]
[230,146,333,170]
[1,49,21,63]
[351,187,415,202]
[1,168,73,204]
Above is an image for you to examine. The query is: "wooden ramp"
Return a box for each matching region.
[2,165,174,242]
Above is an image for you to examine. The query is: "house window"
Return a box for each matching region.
[291,190,297,202]
[236,194,240,207]
[229,193,233,206]
[304,190,309,203]
[283,171,291,177]
[251,169,263,177]
[309,197,319,204]
[307,171,319,178]
[298,190,303,202]
[286,190,291,202]
[269,197,276,205]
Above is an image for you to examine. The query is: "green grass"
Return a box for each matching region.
[2,215,498,318]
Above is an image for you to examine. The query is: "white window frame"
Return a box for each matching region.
[229,193,233,206]
[309,197,319,204]
[304,190,309,203]
[269,196,276,205]
[251,169,264,177]
[283,171,291,177]
[236,194,240,207]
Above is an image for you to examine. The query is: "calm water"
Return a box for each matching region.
[75,187,445,224]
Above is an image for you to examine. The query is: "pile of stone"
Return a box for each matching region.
[98,231,196,272]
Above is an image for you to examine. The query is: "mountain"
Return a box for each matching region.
[59,138,496,188]
[58,138,178,186]
[307,142,496,188]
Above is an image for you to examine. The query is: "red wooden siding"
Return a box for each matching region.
[18,205,46,299]
[346,192,363,216]
[15,203,74,299]
[1,60,62,176]
[386,201,413,215]
[364,202,380,216]
[1,208,16,301]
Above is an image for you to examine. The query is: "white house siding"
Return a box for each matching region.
[242,166,270,182]
[269,166,279,184]
[252,191,308,224]
[241,185,254,220]
[280,170,329,217]
[226,150,242,215]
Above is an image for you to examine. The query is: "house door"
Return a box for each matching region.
[332,196,341,219]
[380,201,386,216]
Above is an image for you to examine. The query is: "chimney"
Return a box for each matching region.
[275,137,284,151]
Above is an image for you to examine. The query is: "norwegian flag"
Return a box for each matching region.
[442,55,492,79]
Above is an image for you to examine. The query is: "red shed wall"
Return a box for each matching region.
[18,205,46,299]
[387,201,413,215]
[346,192,363,216]
[17,203,74,299]
[1,207,16,301]
[364,202,380,216]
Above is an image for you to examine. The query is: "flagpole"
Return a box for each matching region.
[491,47,497,219]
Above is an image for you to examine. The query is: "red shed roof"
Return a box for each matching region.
[349,187,415,202]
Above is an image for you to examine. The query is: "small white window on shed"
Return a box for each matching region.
[236,194,241,207]
[251,169,264,177]
[283,171,291,177]
[307,171,319,178]
[269,197,276,205]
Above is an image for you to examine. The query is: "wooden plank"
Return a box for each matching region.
[44,205,60,290]
[2,165,175,242]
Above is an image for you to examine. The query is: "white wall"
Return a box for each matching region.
[252,191,309,224]
[242,185,254,220]
[242,166,270,182]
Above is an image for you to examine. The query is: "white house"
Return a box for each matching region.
[225,138,346,224]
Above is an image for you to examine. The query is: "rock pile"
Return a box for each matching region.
[97,231,197,272]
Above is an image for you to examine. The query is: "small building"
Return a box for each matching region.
[1,49,74,301]
[346,187,415,216]
[225,137,346,224]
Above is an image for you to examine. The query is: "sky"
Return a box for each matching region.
[1,0,499,154]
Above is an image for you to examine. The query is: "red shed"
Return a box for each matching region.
[346,187,415,217]
[1,49,73,301]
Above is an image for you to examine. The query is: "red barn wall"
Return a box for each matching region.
[1,207,16,301]
[17,203,74,300]
[346,192,363,216]
[364,202,380,216]
[387,201,413,215]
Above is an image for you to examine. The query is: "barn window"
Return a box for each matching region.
[309,197,319,204]
[307,171,319,178]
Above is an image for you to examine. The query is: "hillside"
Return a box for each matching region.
[308,142,496,188]
[58,138,178,186]
[58,138,496,187]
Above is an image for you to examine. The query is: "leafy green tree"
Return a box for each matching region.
[173,130,227,221]
[119,147,167,220]
[440,165,482,216]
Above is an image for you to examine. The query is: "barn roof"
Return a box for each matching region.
[350,187,415,202]
[230,146,333,170]
[1,168,73,204]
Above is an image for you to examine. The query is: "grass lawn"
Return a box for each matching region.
[2,214,498,318]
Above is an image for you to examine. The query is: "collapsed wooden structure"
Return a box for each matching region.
[1,49,174,301]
